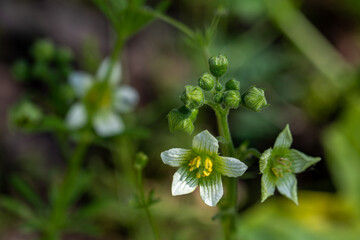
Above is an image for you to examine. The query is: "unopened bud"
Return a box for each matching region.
[9,100,43,130]
[134,152,149,170]
[208,54,228,78]
[180,85,204,110]
[214,93,224,104]
[242,86,268,112]
[31,39,55,62]
[224,90,240,109]
[12,60,29,82]
[198,73,215,91]
[168,106,198,134]
[225,78,240,91]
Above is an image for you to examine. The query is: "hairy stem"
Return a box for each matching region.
[44,139,89,240]
[210,104,237,240]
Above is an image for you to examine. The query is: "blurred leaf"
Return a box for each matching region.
[322,96,360,215]
[0,196,35,221]
[10,175,44,210]
[236,192,360,240]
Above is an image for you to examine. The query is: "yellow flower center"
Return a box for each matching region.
[272,157,292,178]
[188,156,213,178]
[84,82,113,112]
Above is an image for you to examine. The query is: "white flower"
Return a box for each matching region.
[160,130,248,206]
[66,58,139,137]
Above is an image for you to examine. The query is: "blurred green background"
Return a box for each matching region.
[0,0,360,239]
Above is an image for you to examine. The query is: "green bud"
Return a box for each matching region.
[55,47,73,64]
[198,72,215,91]
[214,93,224,103]
[31,39,55,62]
[134,152,149,170]
[9,100,43,130]
[180,85,204,110]
[208,54,228,77]
[12,60,29,82]
[224,90,240,109]
[32,62,49,79]
[168,106,198,134]
[225,78,240,91]
[242,86,269,112]
[215,83,223,91]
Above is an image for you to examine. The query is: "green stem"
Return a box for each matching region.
[209,104,237,240]
[150,11,196,40]
[137,170,160,240]
[44,139,89,240]
[103,36,124,84]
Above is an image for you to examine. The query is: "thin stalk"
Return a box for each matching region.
[136,170,160,240]
[44,139,89,240]
[207,103,237,240]
[150,11,196,40]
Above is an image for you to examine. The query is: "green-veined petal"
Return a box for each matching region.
[113,86,139,113]
[215,156,247,177]
[288,149,321,173]
[261,172,276,202]
[92,110,124,137]
[69,71,93,98]
[276,173,298,205]
[274,124,293,149]
[259,148,272,173]
[199,172,223,206]
[96,58,122,85]
[65,103,87,129]
[172,167,199,196]
[161,148,194,167]
[192,130,219,155]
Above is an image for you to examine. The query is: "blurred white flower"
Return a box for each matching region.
[66,58,139,137]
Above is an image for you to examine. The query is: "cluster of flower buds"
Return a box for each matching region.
[167,54,269,134]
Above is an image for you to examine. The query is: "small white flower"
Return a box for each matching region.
[66,58,139,137]
[161,130,248,206]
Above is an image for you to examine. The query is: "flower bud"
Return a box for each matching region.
[208,54,228,77]
[225,78,240,91]
[56,47,73,64]
[134,152,149,170]
[12,60,29,82]
[198,73,215,91]
[167,106,198,134]
[224,90,240,109]
[242,86,268,112]
[32,62,49,79]
[215,83,223,91]
[214,93,224,104]
[180,85,204,110]
[31,39,55,62]
[9,100,43,130]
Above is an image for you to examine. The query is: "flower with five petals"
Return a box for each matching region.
[161,130,248,206]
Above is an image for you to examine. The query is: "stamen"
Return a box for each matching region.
[196,172,201,178]
[203,170,211,176]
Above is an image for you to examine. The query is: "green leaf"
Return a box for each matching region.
[274,124,293,149]
[276,173,298,205]
[288,149,321,173]
[10,175,44,209]
[0,196,35,220]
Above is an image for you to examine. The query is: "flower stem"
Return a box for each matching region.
[136,170,161,240]
[212,105,237,240]
[44,138,89,240]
